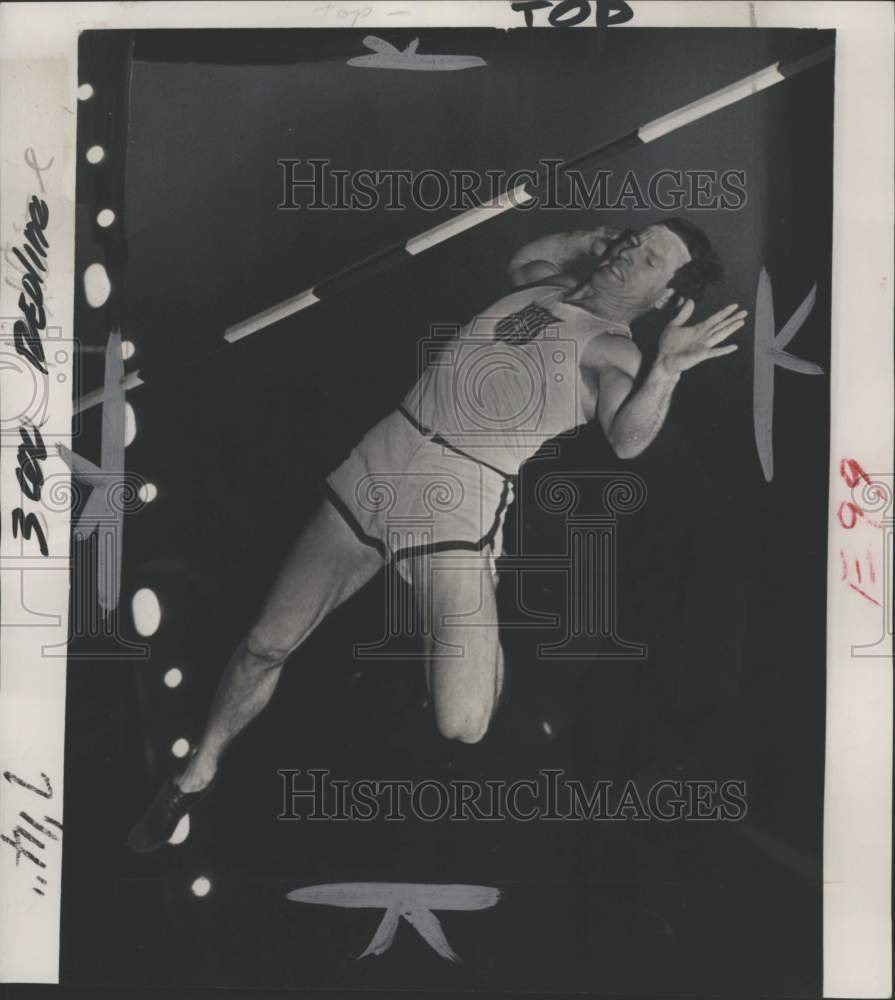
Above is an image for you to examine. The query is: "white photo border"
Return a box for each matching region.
[0,2,890,995]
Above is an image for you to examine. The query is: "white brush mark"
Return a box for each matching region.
[58,333,129,611]
[398,900,461,962]
[357,900,402,958]
[167,812,190,845]
[348,36,486,72]
[132,587,162,637]
[287,881,500,961]
[83,261,111,308]
[753,268,822,482]
[124,401,137,447]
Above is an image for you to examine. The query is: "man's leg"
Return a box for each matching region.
[410,550,504,744]
[177,498,384,792]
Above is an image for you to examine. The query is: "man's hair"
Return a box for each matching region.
[661,217,726,301]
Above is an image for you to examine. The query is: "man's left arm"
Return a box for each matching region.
[597,300,747,460]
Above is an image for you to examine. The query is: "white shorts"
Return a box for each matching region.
[325,408,514,584]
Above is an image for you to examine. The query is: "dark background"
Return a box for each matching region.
[63,26,833,997]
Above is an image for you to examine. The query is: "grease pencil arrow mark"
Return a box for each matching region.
[286,881,500,961]
[753,267,823,482]
[347,36,486,71]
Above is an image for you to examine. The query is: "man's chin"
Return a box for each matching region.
[588,271,614,292]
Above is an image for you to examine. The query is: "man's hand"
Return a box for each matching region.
[585,225,625,260]
[657,300,747,376]
[507,225,626,289]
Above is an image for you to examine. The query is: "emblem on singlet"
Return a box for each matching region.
[494,302,562,345]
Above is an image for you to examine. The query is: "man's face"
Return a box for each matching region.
[589,224,691,313]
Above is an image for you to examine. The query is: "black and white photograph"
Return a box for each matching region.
[0,3,891,998]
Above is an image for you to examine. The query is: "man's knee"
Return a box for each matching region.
[434,700,492,744]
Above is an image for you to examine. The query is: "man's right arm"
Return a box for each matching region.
[507,226,623,289]
[594,300,747,460]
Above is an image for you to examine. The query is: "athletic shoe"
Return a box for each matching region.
[126,775,215,853]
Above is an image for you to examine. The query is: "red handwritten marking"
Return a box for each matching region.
[840,456,886,516]
[838,501,862,529]
[848,583,881,607]
[840,458,872,489]
[839,457,886,607]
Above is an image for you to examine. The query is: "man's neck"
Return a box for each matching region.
[566,285,638,328]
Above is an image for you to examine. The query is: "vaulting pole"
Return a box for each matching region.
[74,45,834,413]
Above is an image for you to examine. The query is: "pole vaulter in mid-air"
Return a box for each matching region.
[125,46,832,853]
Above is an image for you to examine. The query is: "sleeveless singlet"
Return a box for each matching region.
[401,285,632,477]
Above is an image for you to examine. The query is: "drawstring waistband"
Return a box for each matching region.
[397,405,514,480]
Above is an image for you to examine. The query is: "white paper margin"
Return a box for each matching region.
[0,8,76,985]
[0,2,890,993]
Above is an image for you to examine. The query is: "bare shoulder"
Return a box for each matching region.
[580,327,642,379]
